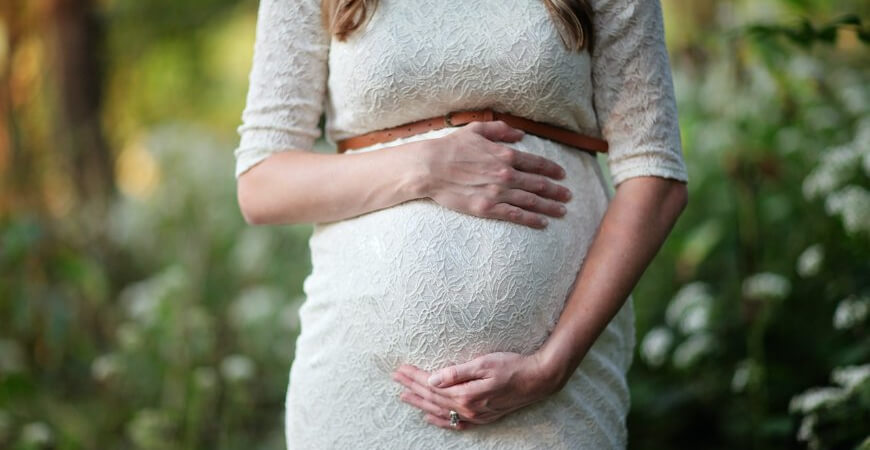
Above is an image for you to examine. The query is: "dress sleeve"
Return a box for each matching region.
[233,0,330,179]
[589,0,688,187]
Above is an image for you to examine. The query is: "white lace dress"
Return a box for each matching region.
[233,0,688,448]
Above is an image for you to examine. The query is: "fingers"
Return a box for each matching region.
[510,171,572,203]
[398,388,477,431]
[393,371,461,418]
[436,119,577,230]
[393,365,508,429]
[474,177,570,228]
[465,120,525,143]
[497,188,569,219]
[491,144,567,181]
[399,389,451,419]
[456,120,569,184]
[485,203,550,229]
[428,361,485,388]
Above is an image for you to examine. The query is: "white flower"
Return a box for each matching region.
[855,116,870,150]
[796,244,824,278]
[680,306,711,334]
[124,289,161,324]
[91,353,123,382]
[788,386,848,414]
[20,422,52,446]
[824,185,870,235]
[802,145,859,200]
[796,413,817,443]
[220,354,255,382]
[830,364,870,392]
[666,282,714,334]
[672,333,714,369]
[120,265,187,325]
[836,82,867,115]
[833,295,869,330]
[640,326,673,368]
[731,359,758,393]
[742,272,791,301]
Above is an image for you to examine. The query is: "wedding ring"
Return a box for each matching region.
[448,410,461,428]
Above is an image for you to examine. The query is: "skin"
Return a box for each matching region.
[236,120,688,431]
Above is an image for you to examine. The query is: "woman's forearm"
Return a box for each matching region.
[536,176,688,390]
[236,144,429,225]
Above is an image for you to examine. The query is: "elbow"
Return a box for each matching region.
[237,186,261,225]
[669,180,689,217]
[240,205,263,226]
[236,169,304,226]
[237,173,269,225]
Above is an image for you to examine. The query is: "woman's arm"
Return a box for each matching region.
[237,121,573,226]
[537,175,687,388]
[237,145,424,225]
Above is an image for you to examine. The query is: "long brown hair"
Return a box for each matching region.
[321,0,595,52]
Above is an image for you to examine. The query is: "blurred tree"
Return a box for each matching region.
[47,0,114,202]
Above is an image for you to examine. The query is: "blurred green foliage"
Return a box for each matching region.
[0,0,867,449]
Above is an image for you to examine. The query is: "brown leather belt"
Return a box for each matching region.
[336,108,608,155]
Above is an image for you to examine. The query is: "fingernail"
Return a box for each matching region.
[428,374,442,387]
[565,190,572,200]
[540,217,549,226]
[558,205,566,214]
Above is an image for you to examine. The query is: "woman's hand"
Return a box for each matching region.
[390,351,561,430]
[412,120,573,229]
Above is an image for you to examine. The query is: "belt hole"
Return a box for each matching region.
[407,128,411,131]
[387,132,392,136]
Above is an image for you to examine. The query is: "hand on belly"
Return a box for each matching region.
[391,351,559,430]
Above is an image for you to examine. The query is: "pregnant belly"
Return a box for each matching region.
[296,129,611,373]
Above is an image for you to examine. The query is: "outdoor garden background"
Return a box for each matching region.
[0,0,868,448]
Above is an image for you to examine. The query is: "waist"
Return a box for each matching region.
[335,108,608,156]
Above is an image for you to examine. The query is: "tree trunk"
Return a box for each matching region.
[48,0,115,203]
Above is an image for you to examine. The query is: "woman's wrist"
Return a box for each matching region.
[389,139,435,201]
[534,338,591,393]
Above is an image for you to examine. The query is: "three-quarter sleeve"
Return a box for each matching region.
[233,0,330,179]
[589,0,688,187]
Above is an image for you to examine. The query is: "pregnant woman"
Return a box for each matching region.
[234,0,688,448]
